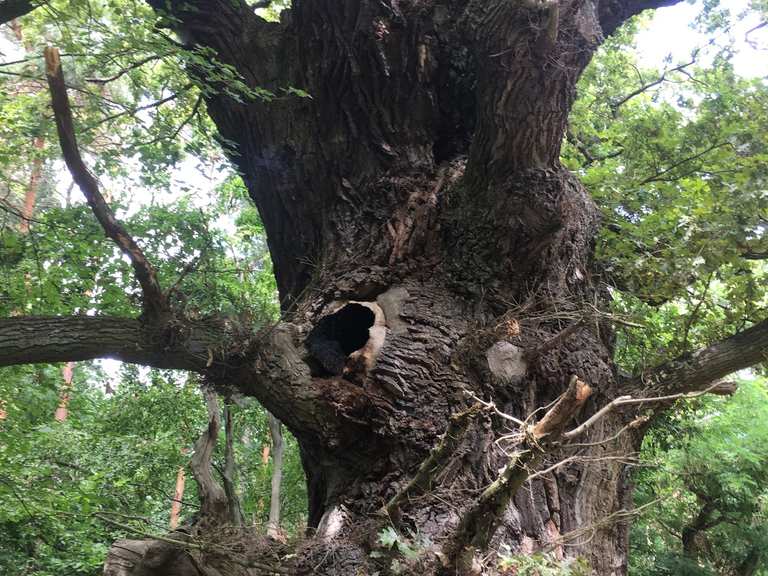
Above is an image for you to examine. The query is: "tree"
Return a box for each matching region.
[1,1,767,575]
[631,379,768,576]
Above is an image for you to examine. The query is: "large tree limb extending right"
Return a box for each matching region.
[628,317,768,396]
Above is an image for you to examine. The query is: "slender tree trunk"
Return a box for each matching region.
[19,136,44,234]
[53,361,74,422]
[169,448,190,530]
[266,413,284,539]
[169,466,186,530]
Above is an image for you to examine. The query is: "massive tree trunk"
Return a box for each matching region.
[6,0,768,575]
[149,2,672,572]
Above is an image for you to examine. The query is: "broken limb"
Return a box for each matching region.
[44,46,167,319]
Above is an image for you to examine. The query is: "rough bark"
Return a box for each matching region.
[628,317,768,396]
[0,315,231,371]
[5,0,768,575]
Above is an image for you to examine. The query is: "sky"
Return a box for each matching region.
[636,0,767,78]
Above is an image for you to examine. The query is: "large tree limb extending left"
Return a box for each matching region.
[44,46,168,319]
[0,315,223,370]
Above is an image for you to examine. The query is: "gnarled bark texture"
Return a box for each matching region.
[131,1,662,573]
[9,0,768,575]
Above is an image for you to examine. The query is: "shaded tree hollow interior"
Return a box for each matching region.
[306,303,376,377]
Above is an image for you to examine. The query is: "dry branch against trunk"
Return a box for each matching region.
[446,377,592,572]
[44,46,167,319]
[382,403,486,523]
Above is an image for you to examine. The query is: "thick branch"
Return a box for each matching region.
[628,317,768,396]
[191,389,230,526]
[598,0,684,37]
[0,0,39,25]
[0,315,227,371]
[44,46,167,319]
[145,0,266,78]
[463,0,597,179]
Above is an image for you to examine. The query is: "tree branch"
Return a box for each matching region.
[0,315,228,371]
[628,317,768,396]
[611,56,697,113]
[0,0,41,25]
[598,0,684,37]
[44,46,168,319]
[191,388,231,526]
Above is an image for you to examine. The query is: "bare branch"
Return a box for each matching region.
[564,381,737,441]
[611,56,697,113]
[44,46,168,319]
[191,389,230,526]
[637,142,731,186]
[85,53,168,84]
